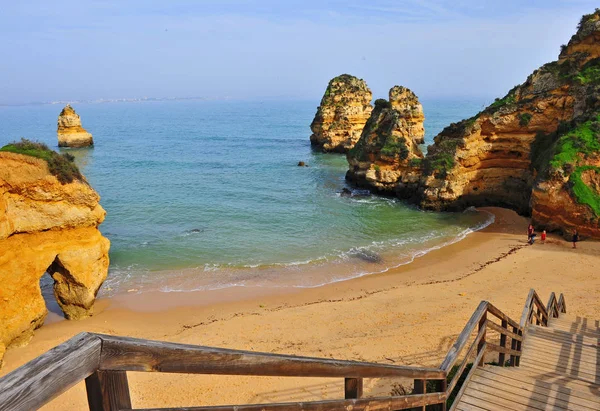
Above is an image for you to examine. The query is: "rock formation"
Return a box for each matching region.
[310,74,373,153]
[57,104,94,147]
[0,146,109,368]
[346,86,425,195]
[347,9,600,238]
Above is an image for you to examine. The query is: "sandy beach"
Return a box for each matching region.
[2,207,599,410]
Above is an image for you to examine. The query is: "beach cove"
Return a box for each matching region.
[2,207,599,410]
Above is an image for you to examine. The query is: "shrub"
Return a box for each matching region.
[374,99,391,109]
[519,113,533,127]
[0,138,82,184]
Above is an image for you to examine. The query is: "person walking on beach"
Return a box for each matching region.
[527,223,535,244]
[541,230,547,244]
[572,230,579,249]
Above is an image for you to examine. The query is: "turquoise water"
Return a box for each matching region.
[0,99,491,295]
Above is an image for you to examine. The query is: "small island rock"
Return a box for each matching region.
[57,104,94,147]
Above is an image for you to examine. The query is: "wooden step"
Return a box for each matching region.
[476,366,600,406]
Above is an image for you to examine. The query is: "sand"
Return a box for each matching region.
[1,207,599,410]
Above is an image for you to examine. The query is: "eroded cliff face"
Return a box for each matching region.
[310,74,373,153]
[346,86,425,195]
[57,104,94,147]
[0,152,109,367]
[384,9,600,238]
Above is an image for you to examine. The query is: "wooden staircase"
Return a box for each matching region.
[456,315,600,410]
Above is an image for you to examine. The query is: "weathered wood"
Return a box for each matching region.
[448,343,486,411]
[498,319,508,365]
[476,314,486,367]
[546,292,558,319]
[446,324,486,395]
[519,289,536,328]
[98,334,445,379]
[486,304,521,331]
[509,325,518,366]
[558,293,567,313]
[86,370,132,411]
[485,320,522,341]
[0,332,102,411]
[485,343,520,356]
[126,392,447,411]
[344,378,362,399]
[440,301,488,372]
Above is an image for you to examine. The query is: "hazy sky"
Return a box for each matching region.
[1,1,598,104]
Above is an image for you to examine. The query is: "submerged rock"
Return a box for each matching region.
[310,74,373,153]
[0,148,109,367]
[346,86,425,196]
[57,104,94,147]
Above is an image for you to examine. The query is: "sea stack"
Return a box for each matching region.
[346,86,425,195]
[0,141,109,368]
[378,9,600,238]
[310,74,373,153]
[57,104,94,147]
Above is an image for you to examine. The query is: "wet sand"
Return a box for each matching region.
[2,207,599,410]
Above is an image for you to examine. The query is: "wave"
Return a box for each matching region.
[100,210,495,297]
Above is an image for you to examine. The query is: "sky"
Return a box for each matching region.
[1,1,598,105]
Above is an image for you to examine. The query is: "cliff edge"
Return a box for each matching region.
[0,141,109,368]
[352,9,600,238]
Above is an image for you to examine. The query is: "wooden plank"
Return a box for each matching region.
[509,326,519,366]
[485,342,520,356]
[474,368,600,408]
[127,392,447,411]
[519,354,600,378]
[447,325,486,395]
[86,370,132,411]
[546,292,558,319]
[463,380,571,411]
[0,332,102,411]
[488,366,600,393]
[469,373,597,411]
[527,327,600,347]
[448,342,486,411]
[519,362,600,384]
[477,314,486,367]
[441,301,488,372]
[459,392,524,411]
[521,340,600,364]
[344,378,362,399]
[486,321,522,341]
[549,319,600,331]
[98,334,445,379]
[486,304,521,331]
[558,294,567,313]
[519,289,536,328]
[547,324,600,338]
[455,403,491,411]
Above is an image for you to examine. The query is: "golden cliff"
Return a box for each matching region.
[0,142,109,367]
[347,9,600,238]
[57,104,94,147]
[310,74,373,153]
[346,86,425,195]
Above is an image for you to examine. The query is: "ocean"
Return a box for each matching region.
[0,99,492,296]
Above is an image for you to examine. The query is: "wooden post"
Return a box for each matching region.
[509,325,518,366]
[515,329,523,367]
[344,377,363,399]
[498,319,508,366]
[413,379,426,411]
[477,312,486,366]
[85,370,132,411]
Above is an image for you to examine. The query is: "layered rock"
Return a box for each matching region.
[57,104,94,147]
[0,150,109,367]
[310,74,373,153]
[346,87,425,195]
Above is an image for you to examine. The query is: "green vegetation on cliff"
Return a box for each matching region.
[574,58,600,84]
[0,139,82,184]
[570,166,600,216]
[550,115,600,169]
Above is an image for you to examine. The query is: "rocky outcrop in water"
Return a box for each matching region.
[350,9,600,238]
[57,104,94,147]
[346,86,425,195]
[0,148,109,368]
[310,74,373,153]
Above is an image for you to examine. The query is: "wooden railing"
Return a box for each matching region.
[0,289,567,411]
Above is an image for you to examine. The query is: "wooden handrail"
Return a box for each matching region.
[0,290,568,411]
